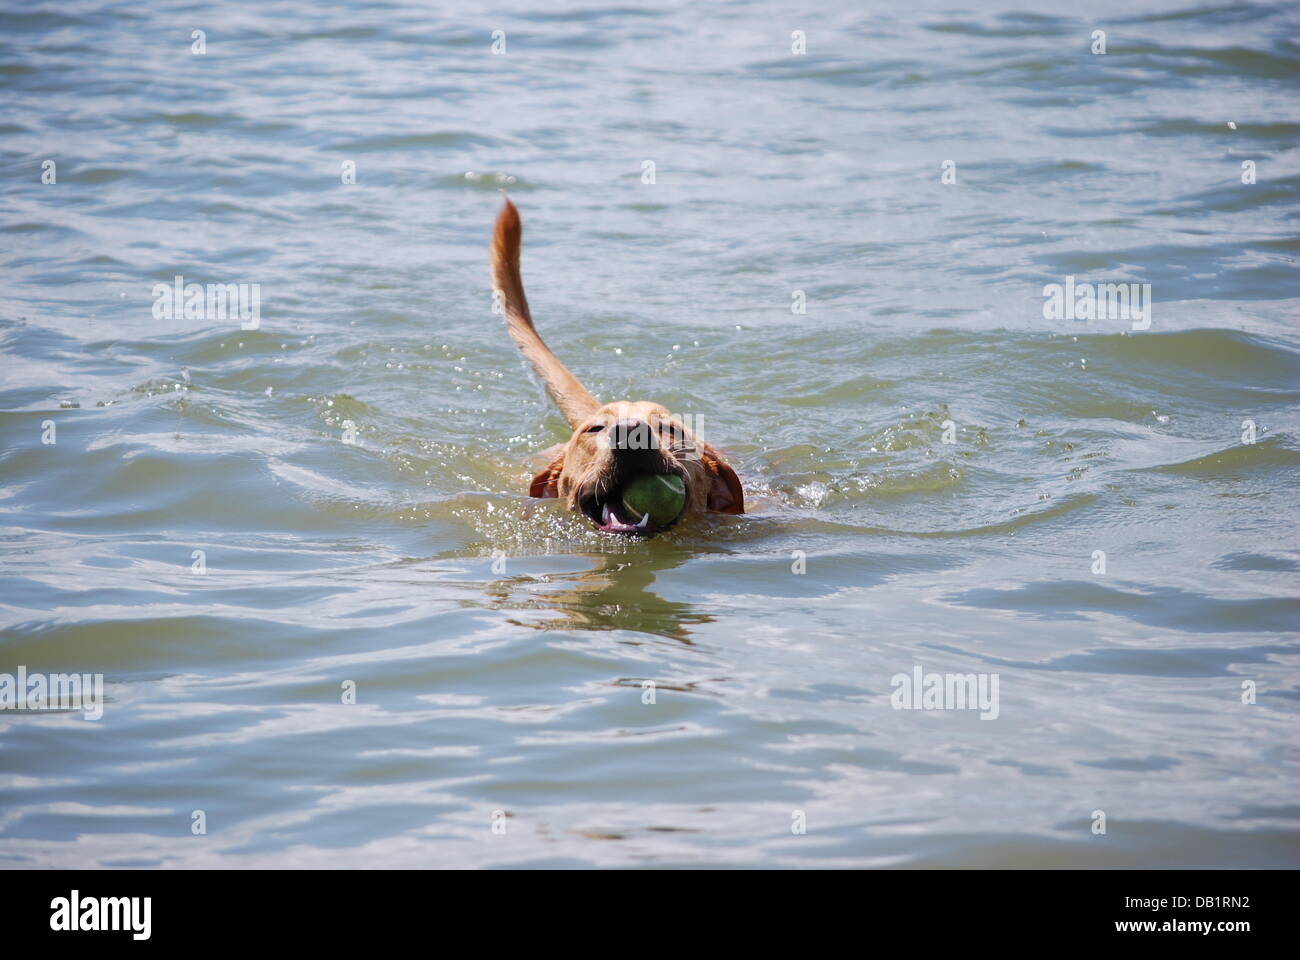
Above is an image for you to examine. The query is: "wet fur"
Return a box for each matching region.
[491,198,743,532]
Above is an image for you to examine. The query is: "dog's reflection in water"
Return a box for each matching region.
[481,546,712,645]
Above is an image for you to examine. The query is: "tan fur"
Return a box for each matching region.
[491,198,599,428]
[491,198,743,531]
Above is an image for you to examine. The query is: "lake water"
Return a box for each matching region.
[1,0,1298,868]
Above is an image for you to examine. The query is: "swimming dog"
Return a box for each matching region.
[491,199,743,535]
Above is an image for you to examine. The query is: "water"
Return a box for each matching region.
[1,0,1298,868]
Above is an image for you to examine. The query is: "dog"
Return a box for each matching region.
[490,198,743,536]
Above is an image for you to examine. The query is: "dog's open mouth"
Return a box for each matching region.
[578,477,685,536]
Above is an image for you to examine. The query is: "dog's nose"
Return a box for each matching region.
[608,418,658,452]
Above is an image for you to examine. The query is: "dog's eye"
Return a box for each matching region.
[585,423,605,433]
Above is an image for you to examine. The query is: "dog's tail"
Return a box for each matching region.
[491,198,599,428]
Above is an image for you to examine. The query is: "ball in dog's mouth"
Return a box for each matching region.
[579,472,686,536]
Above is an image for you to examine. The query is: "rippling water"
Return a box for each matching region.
[2,0,1298,868]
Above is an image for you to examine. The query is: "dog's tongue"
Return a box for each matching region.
[600,501,651,533]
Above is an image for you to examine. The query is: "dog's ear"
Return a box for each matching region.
[701,445,744,514]
[529,453,565,499]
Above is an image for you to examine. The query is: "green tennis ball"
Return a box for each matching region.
[621,473,686,527]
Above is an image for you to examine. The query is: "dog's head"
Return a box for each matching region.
[530,401,743,535]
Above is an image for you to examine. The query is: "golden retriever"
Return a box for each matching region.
[490,198,743,535]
